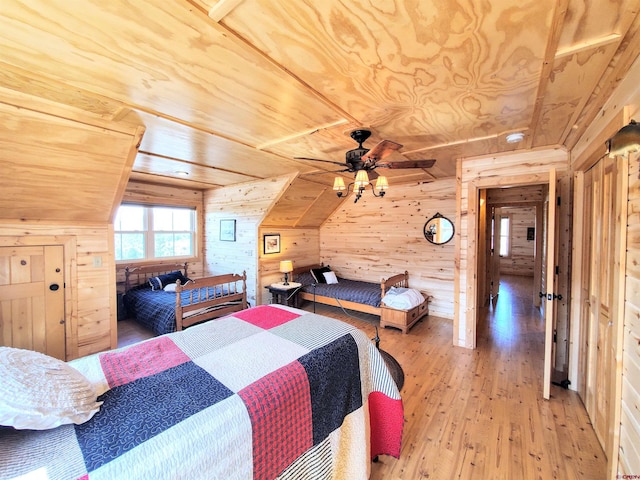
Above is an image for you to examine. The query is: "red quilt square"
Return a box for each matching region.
[239,361,313,480]
[368,391,404,459]
[100,336,190,388]
[233,305,301,329]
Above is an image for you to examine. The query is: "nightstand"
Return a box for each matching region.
[265,282,302,308]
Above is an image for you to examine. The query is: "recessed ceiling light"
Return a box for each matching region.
[506,132,525,144]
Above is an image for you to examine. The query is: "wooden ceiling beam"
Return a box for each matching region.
[208,0,246,22]
[527,0,570,150]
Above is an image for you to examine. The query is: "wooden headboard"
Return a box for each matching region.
[124,262,189,292]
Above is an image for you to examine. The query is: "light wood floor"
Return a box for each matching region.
[117,275,606,479]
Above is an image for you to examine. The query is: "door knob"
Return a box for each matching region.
[49,283,59,291]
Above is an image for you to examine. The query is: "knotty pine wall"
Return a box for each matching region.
[569,55,640,478]
[320,178,456,320]
[203,174,295,307]
[499,206,536,276]
[258,227,320,305]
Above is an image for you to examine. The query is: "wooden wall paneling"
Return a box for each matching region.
[498,206,536,276]
[321,179,457,320]
[204,174,295,307]
[258,227,320,305]
[569,170,588,398]
[619,141,639,479]
[609,150,629,479]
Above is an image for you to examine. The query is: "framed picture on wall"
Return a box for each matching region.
[263,234,280,254]
[220,219,236,242]
[527,227,535,241]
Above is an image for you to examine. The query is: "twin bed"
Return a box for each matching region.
[291,264,410,316]
[0,303,404,479]
[122,263,247,335]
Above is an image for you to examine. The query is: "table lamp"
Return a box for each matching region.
[279,260,293,285]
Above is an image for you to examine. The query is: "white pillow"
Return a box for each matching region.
[0,347,102,430]
[323,271,339,284]
[163,283,177,292]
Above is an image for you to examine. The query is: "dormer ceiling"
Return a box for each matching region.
[0,0,639,193]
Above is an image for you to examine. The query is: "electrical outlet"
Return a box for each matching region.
[93,256,102,267]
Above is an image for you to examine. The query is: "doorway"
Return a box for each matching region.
[475,178,572,396]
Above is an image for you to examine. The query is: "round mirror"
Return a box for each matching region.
[423,212,454,245]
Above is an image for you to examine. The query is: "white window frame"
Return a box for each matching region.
[114,203,199,263]
[499,215,511,257]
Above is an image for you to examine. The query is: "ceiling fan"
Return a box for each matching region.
[295,129,436,179]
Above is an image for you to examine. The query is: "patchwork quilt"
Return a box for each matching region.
[0,305,403,480]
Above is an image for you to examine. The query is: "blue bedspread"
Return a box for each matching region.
[296,272,383,307]
[123,285,230,335]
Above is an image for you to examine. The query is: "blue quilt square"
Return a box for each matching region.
[75,361,233,472]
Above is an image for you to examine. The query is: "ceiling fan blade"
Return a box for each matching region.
[376,159,436,169]
[295,157,349,168]
[301,168,351,176]
[361,139,403,163]
[367,169,379,181]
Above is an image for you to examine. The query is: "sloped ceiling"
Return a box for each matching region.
[0,0,639,217]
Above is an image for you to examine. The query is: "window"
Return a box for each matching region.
[114,204,196,261]
[499,216,510,257]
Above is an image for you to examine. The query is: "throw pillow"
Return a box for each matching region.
[0,347,102,430]
[310,266,331,284]
[323,271,339,284]
[149,271,190,290]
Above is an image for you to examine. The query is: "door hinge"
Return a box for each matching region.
[557,196,561,206]
[555,265,559,275]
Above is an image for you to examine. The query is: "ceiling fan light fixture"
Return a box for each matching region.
[375,175,389,191]
[354,170,370,188]
[333,177,346,191]
[505,132,525,144]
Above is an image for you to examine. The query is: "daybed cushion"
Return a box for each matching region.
[149,271,190,290]
[382,287,425,310]
[0,347,102,430]
[310,266,332,284]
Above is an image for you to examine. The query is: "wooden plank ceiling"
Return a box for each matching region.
[0,0,639,223]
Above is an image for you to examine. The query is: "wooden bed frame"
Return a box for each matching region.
[291,263,409,316]
[123,263,247,331]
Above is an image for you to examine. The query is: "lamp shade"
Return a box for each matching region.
[608,120,640,157]
[279,260,293,273]
[333,177,346,191]
[354,170,370,188]
[375,175,389,191]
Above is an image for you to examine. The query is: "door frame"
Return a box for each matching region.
[0,235,78,359]
[468,172,554,362]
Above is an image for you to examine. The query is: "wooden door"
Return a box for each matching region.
[0,245,65,359]
[490,207,502,301]
[543,169,558,400]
